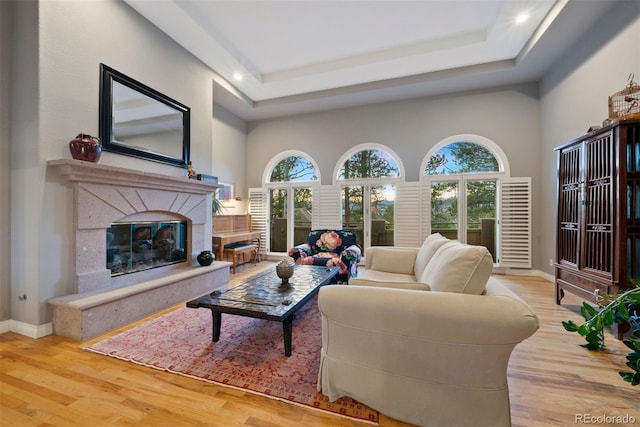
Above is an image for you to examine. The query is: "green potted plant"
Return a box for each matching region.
[212,189,225,216]
[562,279,640,386]
[201,189,226,265]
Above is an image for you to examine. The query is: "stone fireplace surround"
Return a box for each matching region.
[47,159,230,340]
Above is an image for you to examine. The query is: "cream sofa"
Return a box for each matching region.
[317,234,539,427]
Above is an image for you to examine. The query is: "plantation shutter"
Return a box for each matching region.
[248,188,268,254]
[312,185,342,230]
[421,183,432,242]
[499,177,532,268]
[395,182,424,247]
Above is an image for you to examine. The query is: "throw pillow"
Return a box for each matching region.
[414,233,450,279]
[420,240,492,295]
[306,229,358,255]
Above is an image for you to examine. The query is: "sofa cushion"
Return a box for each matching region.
[420,241,492,295]
[351,270,431,291]
[414,233,450,279]
[367,247,418,275]
[353,269,418,284]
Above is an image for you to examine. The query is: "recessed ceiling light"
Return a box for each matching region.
[515,12,530,24]
[233,72,243,82]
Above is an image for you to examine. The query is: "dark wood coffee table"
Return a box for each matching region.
[186,265,340,356]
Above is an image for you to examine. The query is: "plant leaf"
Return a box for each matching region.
[582,330,605,350]
[581,342,603,351]
[577,324,591,337]
[617,302,630,321]
[623,339,640,351]
[562,320,579,332]
[581,302,598,319]
[563,282,640,386]
[619,371,640,386]
[625,353,640,367]
[602,309,615,326]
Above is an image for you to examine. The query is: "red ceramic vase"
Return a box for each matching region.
[69,133,102,162]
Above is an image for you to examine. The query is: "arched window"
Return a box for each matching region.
[337,149,400,180]
[263,152,319,253]
[269,156,318,182]
[425,142,500,175]
[421,135,524,265]
[336,145,403,251]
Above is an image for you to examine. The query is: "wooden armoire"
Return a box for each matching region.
[555,119,640,307]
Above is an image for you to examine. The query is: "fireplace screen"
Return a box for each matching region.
[107,220,187,276]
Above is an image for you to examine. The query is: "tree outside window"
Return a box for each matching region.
[425,141,500,256]
[425,142,498,175]
[270,156,317,182]
[338,149,400,248]
[268,155,317,251]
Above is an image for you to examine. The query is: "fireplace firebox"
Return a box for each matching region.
[48,159,229,341]
[107,220,187,276]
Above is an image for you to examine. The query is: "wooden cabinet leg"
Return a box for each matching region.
[612,321,630,340]
[555,285,564,305]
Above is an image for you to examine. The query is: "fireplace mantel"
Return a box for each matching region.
[47,159,230,340]
[48,159,221,293]
[48,159,220,193]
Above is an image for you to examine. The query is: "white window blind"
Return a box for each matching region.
[395,182,424,247]
[499,177,532,268]
[312,185,342,230]
[248,188,268,253]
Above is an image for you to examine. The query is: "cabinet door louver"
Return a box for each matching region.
[312,186,342,230]
[395,182,423,247]
[557,144,582,268]
[248,188,268,253]
[500,178,531,268]
[583,132,614,277]
[625,125,640,280]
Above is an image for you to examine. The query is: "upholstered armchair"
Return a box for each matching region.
[288,229,361,283]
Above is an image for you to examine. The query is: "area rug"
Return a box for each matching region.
[84,297,378,424]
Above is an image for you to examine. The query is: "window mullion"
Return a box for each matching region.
[287,185,294,249]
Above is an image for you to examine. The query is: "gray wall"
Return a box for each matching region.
[212,104,248,214]
[246,84,542,264]
[246,2,640,276]
[0,1,13,322]
[539,2,640,277]
[5,0,220,329]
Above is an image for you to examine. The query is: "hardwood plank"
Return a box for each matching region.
[1,265,638,426]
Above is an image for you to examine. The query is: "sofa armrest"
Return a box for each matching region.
[365,246,419,275]
[318,278,538,344]
[288,243,312,260]
[343,244,361,258]
[339,244,361,279]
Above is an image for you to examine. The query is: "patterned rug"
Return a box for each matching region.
[84,297,378,424]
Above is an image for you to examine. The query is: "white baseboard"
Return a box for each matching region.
[1,319,53,338]
[492,267,554,283]
[530,269,554,283]
[0,319,9,334]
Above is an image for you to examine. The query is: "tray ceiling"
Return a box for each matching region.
[124,0,617,120]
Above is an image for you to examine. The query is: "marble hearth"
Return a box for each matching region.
[47,159,230,340]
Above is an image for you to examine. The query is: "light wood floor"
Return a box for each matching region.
[2,262,639,426]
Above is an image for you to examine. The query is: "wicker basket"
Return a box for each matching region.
[608,75,640,120]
